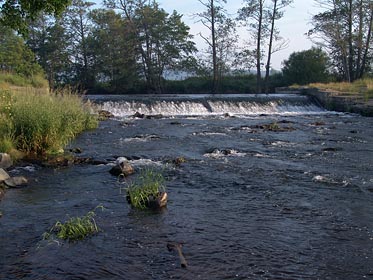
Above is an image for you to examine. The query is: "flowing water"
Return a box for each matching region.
[1,94,373,279]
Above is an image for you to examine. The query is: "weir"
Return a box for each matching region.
[91,94,325,117]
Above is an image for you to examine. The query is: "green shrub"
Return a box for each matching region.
[126,169,166,209]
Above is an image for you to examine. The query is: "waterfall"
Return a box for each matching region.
[91,94,326,117]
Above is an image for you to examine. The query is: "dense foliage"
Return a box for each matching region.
[0,0,71,35]
[1,0,372,92]
[282,48,331,85]
[309,0,373,82]
[0,25,44,77]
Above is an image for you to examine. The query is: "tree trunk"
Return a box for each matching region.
[211,0,218,94]
[347,0,353,82]
[264,0,277,94]
[355,0,364,80]
[256,0,263,94]
[359,2,373,78]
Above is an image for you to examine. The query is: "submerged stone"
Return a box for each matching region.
[109,161,134,177]
[4,176,28,188]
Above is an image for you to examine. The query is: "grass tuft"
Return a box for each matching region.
[43,206,104,242]
[126,169,166,209]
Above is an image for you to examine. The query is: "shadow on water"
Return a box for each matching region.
[1,94,373,279]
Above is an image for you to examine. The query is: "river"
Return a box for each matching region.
[1,94,373,279]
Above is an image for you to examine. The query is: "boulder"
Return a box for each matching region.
[146,114,163,119]
[4,176,28,188]
[0,168,10,182]
[132,112,145,119]
[0,153,13,169]
[109,161,134,177]
[147,192,168,209]
[69,148,83,154]
[98,110,115,120]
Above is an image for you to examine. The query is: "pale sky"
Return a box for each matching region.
[94,0,323,70]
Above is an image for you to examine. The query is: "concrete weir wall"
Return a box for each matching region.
[276,87,373,117]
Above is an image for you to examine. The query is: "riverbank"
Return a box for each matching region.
[277,86,373,117]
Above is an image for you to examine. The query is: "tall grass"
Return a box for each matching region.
[310,78,373,100]
[0,87,97,155]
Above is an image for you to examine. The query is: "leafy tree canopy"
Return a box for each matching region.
[0,0,71,35]
[282,47,331,85]
[0,25,44,76]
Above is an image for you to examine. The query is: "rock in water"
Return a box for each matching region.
[109,161,134,177]
[147,192,168,209]
[132,112,145,119]
[98,110,115,120]
[0,168,10,182]
[4,176,28,188]
[0,153,13,169]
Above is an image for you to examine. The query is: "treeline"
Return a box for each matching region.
[0,0,372,94]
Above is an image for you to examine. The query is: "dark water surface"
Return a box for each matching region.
[1,94,373,279]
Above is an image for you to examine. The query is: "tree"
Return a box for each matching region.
[238,0,291,93]
[64,0,96,88]
[89,8,139,93]
[196,0,238,93]
[0,25,43,77]
[264,0,292,93]
[238,0,267,93]
[282,48,331,85]
[0,0,71,35]
[105,0,196,93]
[309,0,373,81]
[27,16,71,88]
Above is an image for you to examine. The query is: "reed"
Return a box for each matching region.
[0,86,97,155]
[126,168,166,209]
[43,206,104,242]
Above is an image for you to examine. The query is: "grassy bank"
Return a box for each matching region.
[310,78,373,100]
[0,74,97,157]
[0,71,48,89]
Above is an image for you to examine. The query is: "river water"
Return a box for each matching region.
[1,94,373,279]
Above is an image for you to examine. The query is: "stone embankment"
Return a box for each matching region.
[276,87,373,117]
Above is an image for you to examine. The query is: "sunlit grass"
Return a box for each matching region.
[0,87,97,155]
[125,169,166,209]
[310,78,373,100]
[0,71,48,89]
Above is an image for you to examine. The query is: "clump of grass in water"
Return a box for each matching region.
[43,206,104,242]
[125,168,166,209]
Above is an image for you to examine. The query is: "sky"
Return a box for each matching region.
[94,0,323,71]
